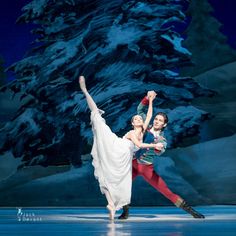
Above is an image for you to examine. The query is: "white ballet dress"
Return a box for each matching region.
[90,109,137,210]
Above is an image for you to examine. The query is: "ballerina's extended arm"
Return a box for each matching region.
[142,91,156,132]
[128,131,160,149]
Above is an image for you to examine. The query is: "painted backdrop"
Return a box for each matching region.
[0,0,235,206]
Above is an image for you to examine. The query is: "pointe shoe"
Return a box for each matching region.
[79,75,87,91]
[106,204,116,221]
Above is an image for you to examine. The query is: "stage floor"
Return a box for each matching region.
[0,206,236,235]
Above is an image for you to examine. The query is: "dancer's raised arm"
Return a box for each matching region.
[142,92,156,132]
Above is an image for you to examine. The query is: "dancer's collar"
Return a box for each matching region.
[150,127,161,137]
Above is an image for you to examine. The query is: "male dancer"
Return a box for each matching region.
[118,92,205,219]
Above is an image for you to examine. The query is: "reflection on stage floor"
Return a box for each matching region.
[0,206,236,235]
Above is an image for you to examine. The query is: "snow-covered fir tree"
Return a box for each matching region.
[0,0,213,168]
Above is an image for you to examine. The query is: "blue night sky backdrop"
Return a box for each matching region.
[0,0,236,75]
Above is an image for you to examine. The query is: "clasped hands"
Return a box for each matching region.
[147,90,157,101]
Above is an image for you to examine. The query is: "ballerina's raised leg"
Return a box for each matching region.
[79,76,98,112]
[79,76,116,220]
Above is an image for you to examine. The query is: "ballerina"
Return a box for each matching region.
[79,76,162,220]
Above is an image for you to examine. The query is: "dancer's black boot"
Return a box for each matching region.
[118,205,129,220]
[179,200,205,219]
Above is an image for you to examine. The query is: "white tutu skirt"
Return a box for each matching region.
[90,109,134,210]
